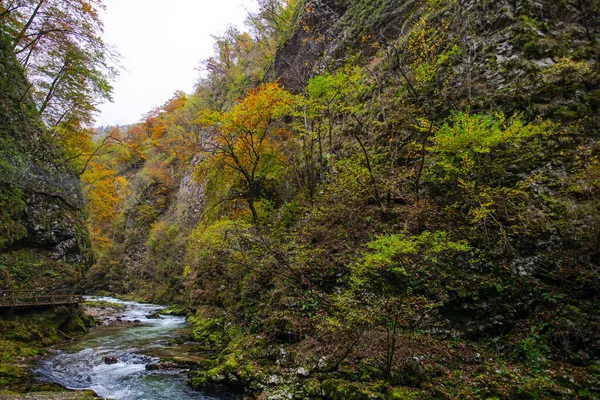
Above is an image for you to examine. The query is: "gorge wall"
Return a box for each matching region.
[0,33,92,289]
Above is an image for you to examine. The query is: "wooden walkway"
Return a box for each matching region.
[0,290,84,310]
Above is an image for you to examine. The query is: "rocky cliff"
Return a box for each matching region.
[0,33,92,289]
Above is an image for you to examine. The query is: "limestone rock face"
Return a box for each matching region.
[273,0,600,339]
[276,0,598,120]
[0,34,91,270]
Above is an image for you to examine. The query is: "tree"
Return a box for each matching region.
[348,231,470,381]
[81,159,126,253]
[305,66,386,209]
[0,0,117,128]
[195,83,294,224]
[427,111,554,251]
[246,0,301,47]
[196,27,273,111]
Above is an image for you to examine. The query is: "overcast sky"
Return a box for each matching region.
[96,0,258,127]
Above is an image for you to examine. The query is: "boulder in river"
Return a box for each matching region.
[145,362,187,371]
[146,312,162,319]
[104,356,118,364]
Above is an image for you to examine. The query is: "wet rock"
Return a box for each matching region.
[145,361,187,371]
[104,356,118,364]
[146,312,162,319]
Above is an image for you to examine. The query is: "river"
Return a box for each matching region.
[34,297,230,400]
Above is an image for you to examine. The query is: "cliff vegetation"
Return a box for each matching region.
[3,0,600,398]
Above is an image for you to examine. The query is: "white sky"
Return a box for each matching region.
[96,0,258,127]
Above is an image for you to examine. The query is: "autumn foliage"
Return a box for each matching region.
[69,0,600,397]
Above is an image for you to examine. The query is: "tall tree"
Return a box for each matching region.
[0,0,117,128]
[196,83,294,224]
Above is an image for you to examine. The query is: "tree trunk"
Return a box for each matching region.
[12,0,45,51]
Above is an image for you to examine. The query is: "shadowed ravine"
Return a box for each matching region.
[33,297,226,400]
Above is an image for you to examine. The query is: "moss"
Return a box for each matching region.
[388,387,422,399]
[189,315,231,351]
[28,382,69,392]
[0,365,30,387]
[190,350,261,390]
[59,311,95,335]
[357,363,380,381]
[322,379,385,400]
[0,250,83,290]
[188,319,265,393]
[159,304,188,316]
[0,339,39,388]
[83,300,125,309]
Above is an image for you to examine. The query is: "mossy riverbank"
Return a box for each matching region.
[186,310,600,399]
[0,306,97,397]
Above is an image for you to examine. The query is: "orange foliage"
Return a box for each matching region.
[195,83,294,222]
[81,161,127,252]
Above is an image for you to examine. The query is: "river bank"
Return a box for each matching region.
[0,298,213,399]
[32,297,226,400]
[0,304,94,394]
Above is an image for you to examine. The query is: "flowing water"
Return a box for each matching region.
[34,297,229,400]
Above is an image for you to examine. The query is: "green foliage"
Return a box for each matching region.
[0,185,27,250]
[509,327,549,370]
[352,231,471,295]
[541,57,595,88]
[0,250,83,289]
[73,0,600,397]
[427,111,557,241]
[428,111,552,184]
[185,218,255,309]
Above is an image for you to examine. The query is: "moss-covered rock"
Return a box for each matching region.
[0,306,93,391]
[0,31,92,289]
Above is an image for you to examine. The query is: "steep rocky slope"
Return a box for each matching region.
[0,33,92,289]
[192,0,600,397]
[0,31,96,392]
[80,0,600,397]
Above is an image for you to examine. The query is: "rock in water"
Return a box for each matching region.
[104,356,118,364]
[145,362,186,371]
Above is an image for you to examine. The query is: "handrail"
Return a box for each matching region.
[0,290,83,308]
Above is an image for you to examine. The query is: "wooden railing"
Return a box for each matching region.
[0,290,84,309]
